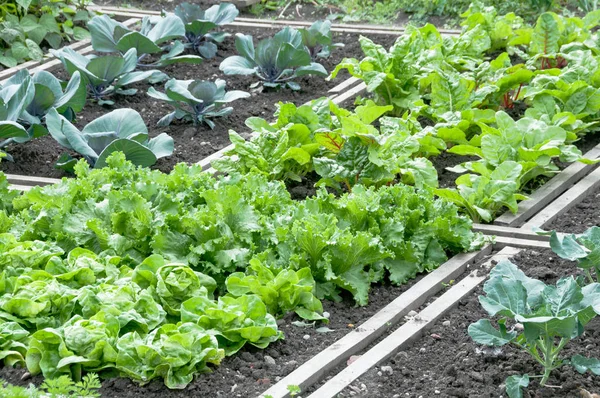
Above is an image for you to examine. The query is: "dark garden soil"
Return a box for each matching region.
[339,248,600,398]
[545,187,600,234]
[0,27,399,178]
[0,269,452,397]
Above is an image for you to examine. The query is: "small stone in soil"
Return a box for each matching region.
[303,334,310,340]
[264,355,276,367]
[442,320,451,326]
[381,366,393,375]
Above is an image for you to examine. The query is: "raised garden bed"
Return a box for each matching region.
[0,27,396,178]
[328,248,598,398]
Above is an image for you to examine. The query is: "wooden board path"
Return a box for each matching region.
[303,247,520,398]
[259,245,493,398]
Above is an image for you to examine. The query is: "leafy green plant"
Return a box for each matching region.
[173,2,239,58]
[469,260,600,397]
[546,226,600,283]
[45,107,174,171]
[435,161,528,223]
[299,20,344,61]
[220,27,327,90]
[448,111,596,188]
[88,14,203,68]
[51,47,167,105]
[147,78,249,128]
[0,374,101,398]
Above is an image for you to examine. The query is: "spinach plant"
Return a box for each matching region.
[220,27,327,90]
[88,14,203,68]
[299,20,344,61]
[469,260,600,397]
[51,47,167,105]
[174,2,238,58]
[147,78,249,128]
[45,108,174,171]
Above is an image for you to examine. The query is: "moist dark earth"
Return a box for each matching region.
[0,274,433,397]
[546,187,600,234]
[341,249,600,398]
[0,27,399,178]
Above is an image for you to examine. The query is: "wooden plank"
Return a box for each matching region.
[258,245,493,398]
[520,166,600,231]
[304,247,520,398]
[494,143,600,227]
[89,7,463,36]
[7,184,32,191]
[472,223,549,241]
[328,77,360,94]
[5,174,61,187]
[492,236,550,250]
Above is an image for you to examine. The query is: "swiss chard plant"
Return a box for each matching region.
[435,161,528,223]
[448,111,597,188]
[220,27,327,91]
[88,14,203,68]
[299,20,344,61]
[173,2,238,58]
[51,47,167,105]
[469,260,600,397]
[147,78,249,128]
[45,107,174,171]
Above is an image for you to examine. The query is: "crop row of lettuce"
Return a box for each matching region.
[219,4,600,222]
[0,153,481,388]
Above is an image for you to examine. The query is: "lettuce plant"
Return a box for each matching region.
[45,108,174,171]
[299,20,344,61]
[220,27,327,90]
[174,2,238,58]
[51,47,167,105]
[147,78,249,128]
[469,260,600,397]
[88,14,203,68]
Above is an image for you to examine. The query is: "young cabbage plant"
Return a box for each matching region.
[220,27,327,91]
[545,226,600,283]
[51,47,167,105]
[45,108,174,172]
[299,20,344,61]
[174,2,239,58]
[147,78,249,128]
[469,260,600,398]
[0,74,35,159]
[88,14,203,68]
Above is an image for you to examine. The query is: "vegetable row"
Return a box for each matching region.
[0,3,343,171]
[0,153,481,387]
[221,4,600,222]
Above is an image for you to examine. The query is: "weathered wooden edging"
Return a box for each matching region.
[0,18,140,84]
[520,166,600,231]
[258,245,493,398]
[472,223,549,242]
[303,246,520,398]
[494,143,600,227]
[88,6,462,36]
